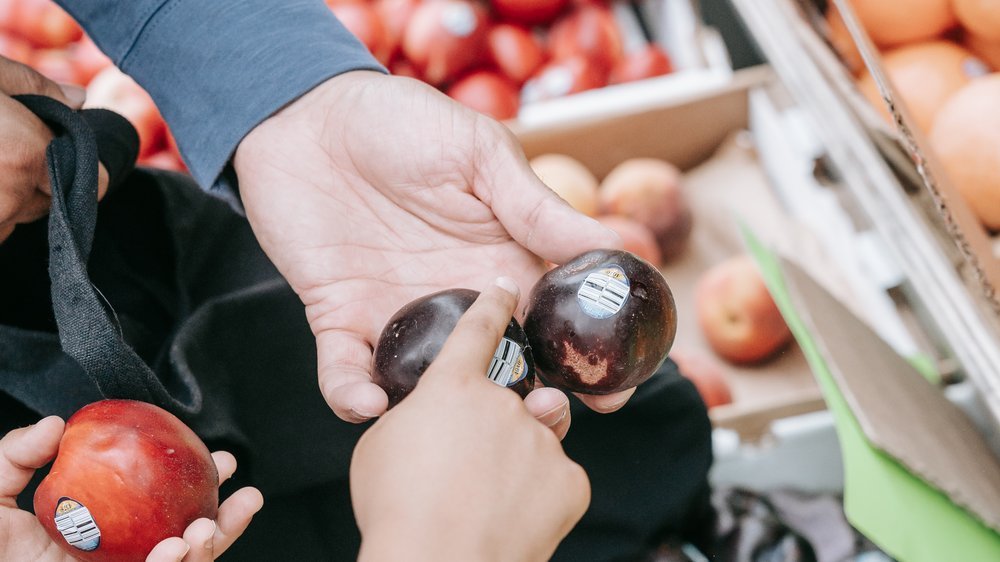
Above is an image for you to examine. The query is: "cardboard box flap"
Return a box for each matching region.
[780,256,1000,533]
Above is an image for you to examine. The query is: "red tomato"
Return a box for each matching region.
[487,24,545,85]
[610,44,673,84]
[375,0,420,62]
[403,0,489,86]
[9,0,82,49]
[140,150,187,173]
[330,3,390,63]
[490,0,569,25]
[69,35,112,85]
[388,57,421,79]
[521,54,607,103]
[447,70,520,120]
[547,4,623,73]
[29,47,81,85]
[0,31,33,65]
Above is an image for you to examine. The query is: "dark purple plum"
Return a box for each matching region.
[524,249,676,394]
[372,288,536,408]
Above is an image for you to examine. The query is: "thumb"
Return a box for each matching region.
[0,416,65,503]
[474,126,622,265]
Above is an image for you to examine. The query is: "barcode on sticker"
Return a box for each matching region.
[577,267,630,319]
[54,498,101,551]
[487,338,523,387]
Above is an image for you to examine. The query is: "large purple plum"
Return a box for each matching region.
[372,288,535,408]
[524,249,676,394]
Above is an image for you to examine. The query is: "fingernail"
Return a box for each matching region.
[349,407,375,421]
[494,276,520,299]
[58,83,85,107]
[538,404,568,427]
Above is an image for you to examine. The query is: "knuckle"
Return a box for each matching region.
[458,313,503,342]
[564,461,592,508]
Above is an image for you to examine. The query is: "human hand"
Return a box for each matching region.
[234,70,636,423]
[0,55,107,243]
[0,416,264,562]
[350,279,590,561]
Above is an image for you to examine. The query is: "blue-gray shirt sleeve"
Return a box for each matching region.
[55,0,386,203]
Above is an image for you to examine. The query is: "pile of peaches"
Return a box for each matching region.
[530,153,795,410]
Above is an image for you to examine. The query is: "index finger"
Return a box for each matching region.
[423,277,521,382]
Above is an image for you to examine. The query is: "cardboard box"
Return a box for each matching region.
[515,0,733,127]
[730,0,1000,431]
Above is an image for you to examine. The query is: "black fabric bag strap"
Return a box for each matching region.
[13,94,202,416]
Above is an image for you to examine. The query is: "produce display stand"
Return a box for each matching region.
[731,0,1000,427]
[515,1,1000,557]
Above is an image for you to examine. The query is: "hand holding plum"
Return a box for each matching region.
[0,413,263,562]
[233,69,636,422]
[350,279,590,561]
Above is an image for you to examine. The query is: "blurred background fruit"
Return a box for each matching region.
[929,74,1000,231]
[844,0,955,48]
[529,153,600,216]
[670,347,734,409]
[599,158,692,261]
[855,40,988,132]
[953,0,1000,42]
[695,255,793,365]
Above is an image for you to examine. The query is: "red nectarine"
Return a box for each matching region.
[695,255,792,364]
[34,400,218,562]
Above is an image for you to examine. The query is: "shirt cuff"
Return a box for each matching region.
[117,0,386,203]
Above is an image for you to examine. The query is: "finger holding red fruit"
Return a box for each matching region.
[0,408,263,562]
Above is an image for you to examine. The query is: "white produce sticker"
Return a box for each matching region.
[577,266,630,319]
[54,497,101,552]
[487,337,528,387]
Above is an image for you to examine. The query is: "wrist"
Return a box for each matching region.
[358,521,496,562]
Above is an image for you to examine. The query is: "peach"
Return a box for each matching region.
[595,215,662,268]
[669,347,733,409]
[599,158,692,262]
[529,153,599,216]
[695,255,792,364]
